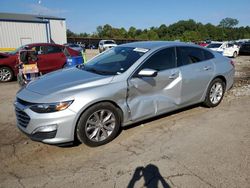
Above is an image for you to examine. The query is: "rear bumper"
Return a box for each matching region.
[225,68,235,91]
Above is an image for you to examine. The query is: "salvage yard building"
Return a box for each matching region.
[0,12,67,51]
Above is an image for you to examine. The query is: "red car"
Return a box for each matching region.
[0,43,79,82]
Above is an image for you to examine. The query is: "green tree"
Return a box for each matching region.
[128,26,137,39]
[66,29,76,37]
[219,18,239,28]
[102,24,113,38]
[182,31,201,42]
[96,26,103,37]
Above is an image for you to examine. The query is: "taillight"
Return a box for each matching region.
[230,60,235,67]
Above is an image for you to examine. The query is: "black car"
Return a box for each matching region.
[239,42,250,55]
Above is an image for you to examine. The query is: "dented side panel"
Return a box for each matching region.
[127,68,182,121]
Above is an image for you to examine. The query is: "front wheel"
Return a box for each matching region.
[76,102,121,147]
[204,78,225,107]
[0,67,14,82]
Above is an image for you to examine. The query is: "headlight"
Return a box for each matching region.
[30,100,73,113]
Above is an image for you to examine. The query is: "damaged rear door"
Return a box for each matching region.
[127,47,182,121]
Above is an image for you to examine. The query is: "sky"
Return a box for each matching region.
[1,0,250,34]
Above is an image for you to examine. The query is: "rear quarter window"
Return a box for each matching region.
[177,47,205,66]
[203,49,214,60]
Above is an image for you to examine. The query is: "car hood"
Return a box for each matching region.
[0,52,9,57]
[25,67,114,95]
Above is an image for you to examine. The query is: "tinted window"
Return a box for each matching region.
[140,48,176,71]
[203,49,214,60]
[47,46,62,54]
[177,47,205,66]
[207,43,222,48]
[104,41,115,44]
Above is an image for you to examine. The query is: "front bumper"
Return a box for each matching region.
[14,101,77,144]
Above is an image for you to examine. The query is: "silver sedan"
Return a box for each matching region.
[15,41,235,146]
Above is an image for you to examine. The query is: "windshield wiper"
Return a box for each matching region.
[84,67,115,75]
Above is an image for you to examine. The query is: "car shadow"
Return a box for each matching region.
[122,103,201,131]
[127,164,170,188]
[60,103,202,148]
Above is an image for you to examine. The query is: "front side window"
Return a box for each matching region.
[47,46,62,54]
[140,47,176,71]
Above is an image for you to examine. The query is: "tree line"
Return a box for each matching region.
[67,18,250,42]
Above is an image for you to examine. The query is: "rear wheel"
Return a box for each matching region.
[233,51,237,58]
[204,78,225,107]
[76,102,121,147]
[0,67,14,82]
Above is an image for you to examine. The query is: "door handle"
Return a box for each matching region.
[203,66,212,71]
[169,73,178,79]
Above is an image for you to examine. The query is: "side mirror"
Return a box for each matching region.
[137,68,158,77]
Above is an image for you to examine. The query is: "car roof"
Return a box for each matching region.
[119,41,198,50]
[100,40,115,42]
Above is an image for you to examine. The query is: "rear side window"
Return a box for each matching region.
[203,49,214,60]
[141,47,176,71]
[47,46,62,54]
[177,47,205,66]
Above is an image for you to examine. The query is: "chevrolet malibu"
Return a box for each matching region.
[14,41,235,146]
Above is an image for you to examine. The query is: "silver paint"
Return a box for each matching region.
[15,41,235,144]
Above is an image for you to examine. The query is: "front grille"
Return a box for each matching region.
[15,107,30,128]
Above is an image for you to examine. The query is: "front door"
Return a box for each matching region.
[127,47,181,121]
[36,45,65,73]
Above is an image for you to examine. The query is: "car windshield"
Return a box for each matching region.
[104,41,115,44]
[207,43,222,48]
[81,47,148,75]
[69,44,80,47]
[8,45,26,55]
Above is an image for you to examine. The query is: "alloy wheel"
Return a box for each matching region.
[0,67,12,82]
[85,109,116,142]
[209,82,223,104]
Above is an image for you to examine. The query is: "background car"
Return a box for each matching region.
[239,42,250,55]
[207,41,239,58]
[0,43,79,82]
[98,40,117,53]
[64,43,84,52]
[15,41,234,146]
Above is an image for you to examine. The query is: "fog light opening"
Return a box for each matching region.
[32,124,58,134]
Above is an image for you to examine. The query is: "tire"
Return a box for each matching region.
[63,63,68,68]
[204,78,226,108]
[0,67,14,82]
[233,51,237,58]
[76,102,121,147]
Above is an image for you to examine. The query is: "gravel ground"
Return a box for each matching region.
[0,52,249,188]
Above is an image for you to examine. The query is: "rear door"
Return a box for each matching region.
[37,45,66,73]
[127,47,181,121]
[176,47,215,105]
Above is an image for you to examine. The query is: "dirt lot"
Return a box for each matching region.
[0,51,249,188]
